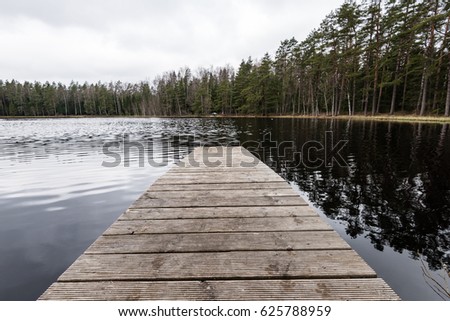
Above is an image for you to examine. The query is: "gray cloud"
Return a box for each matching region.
[0,0,344,83]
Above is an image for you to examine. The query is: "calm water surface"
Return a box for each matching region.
[0,118,448,300]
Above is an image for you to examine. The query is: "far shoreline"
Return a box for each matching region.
[1,113,450,124]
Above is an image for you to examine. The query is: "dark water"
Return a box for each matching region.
[0,118,449,300]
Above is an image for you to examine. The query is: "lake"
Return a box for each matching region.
[0,117,449,300]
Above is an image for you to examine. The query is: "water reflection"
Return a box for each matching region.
[0,118,239,300]
[0,117,449,300]
[233,118,450,299]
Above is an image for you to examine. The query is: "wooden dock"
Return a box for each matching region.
[39,146,399,300]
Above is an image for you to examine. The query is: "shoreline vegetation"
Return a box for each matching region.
[2,113,450,124]
[1,1,450,119]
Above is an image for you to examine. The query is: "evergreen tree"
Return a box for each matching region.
[1,0,449,117]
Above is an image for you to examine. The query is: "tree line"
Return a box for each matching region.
[1,0,449,117]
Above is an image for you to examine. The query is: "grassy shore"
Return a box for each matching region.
[252,113,450,124]
[1,113,450,123]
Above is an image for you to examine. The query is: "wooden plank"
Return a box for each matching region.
[173,164,265,170]
[177,147,261,168]
[119,206,318,220]
[104,217,330,235]
[166,170,276,175]
[154,177,284,185]
[147,182,292,191]
[183,158,259,164]
[131,196,307,208]
[190,147,257,157]
[157,174,284,183]
[176,155,260,166]
[159,176,285,184]
[85,231,351,254]
[173,161,262,168]
[179,153,258,158]
[172,158,265,167]
[161,172,281,178]
[58,250,377,282]
[171,165,268,170]
[167,167,271,173]
[190,146,247,152]
[39,279,400,300]
[142,189,299,199]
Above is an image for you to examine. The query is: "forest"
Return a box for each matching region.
[1,0,449,117]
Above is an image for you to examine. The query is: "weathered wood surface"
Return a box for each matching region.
[154,176,284,185]
[41,279,400,301]
[131,196,307,208]
[148,182,291,191]
[162,172,282,178]
[58,250,376,281]
[86,231,351,254]
[104,217,331,235]
[143,189,299,198]
[169,168,271,173]
[39,146,399,300]
[120,206,318,220]
[174,147,260,168]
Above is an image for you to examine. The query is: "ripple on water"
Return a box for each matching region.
[1,117,449,301]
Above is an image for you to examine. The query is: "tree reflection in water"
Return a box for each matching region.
[237,118,450,274]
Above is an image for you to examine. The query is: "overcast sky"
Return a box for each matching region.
[0,0,344,84]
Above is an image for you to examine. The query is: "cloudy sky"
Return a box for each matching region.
[0,0,344,84]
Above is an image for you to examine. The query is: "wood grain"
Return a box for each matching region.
[58,250,376,281]
[120,206,319,220]
[40,279,400,300]
[142,189,299,199]
[154,176,284,185]
[131,196,307,208]
[104,217,330,235]
[147,182,292,191]
[86,231,350,254]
